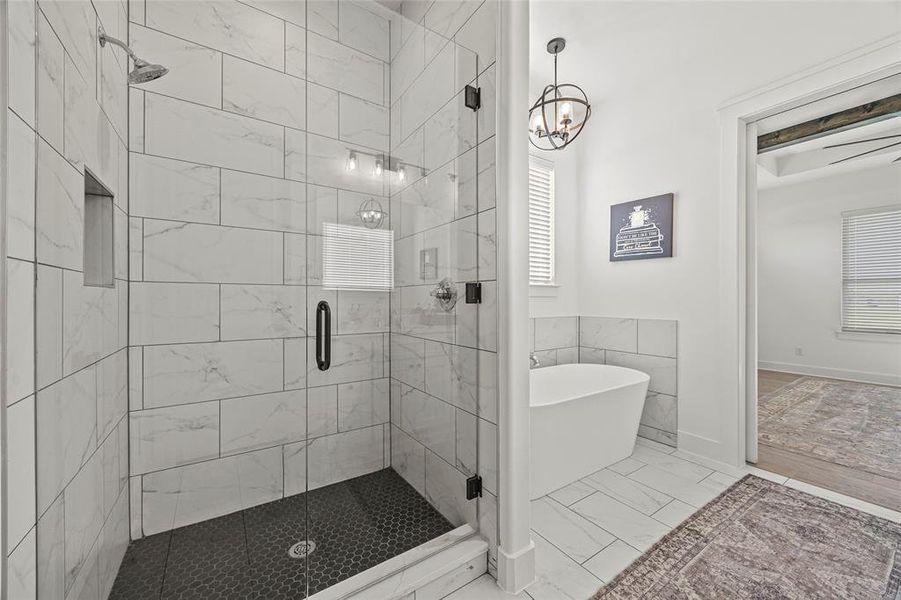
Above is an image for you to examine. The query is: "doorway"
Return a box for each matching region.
[748,81,901,511]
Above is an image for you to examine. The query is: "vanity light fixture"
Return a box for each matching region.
[344,149,427,182]
[529,37,591,151]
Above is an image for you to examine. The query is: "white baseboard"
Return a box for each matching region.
[497,541,535,594]
[758,361,901,387]
[672,448,747,478]
[676,429,732,466]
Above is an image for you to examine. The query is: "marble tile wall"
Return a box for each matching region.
[530,316,679,447]
[6,0,131,598]
[387,0,499,576]
[127,0,397,537]
[529,316,580,368]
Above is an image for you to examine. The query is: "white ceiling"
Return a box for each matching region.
[757,117,901,189]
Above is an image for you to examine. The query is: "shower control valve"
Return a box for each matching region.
[430,278,458,311]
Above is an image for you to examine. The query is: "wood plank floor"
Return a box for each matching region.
[757,370,803,395]
[754,370,901,512]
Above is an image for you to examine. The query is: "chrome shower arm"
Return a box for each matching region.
[98,28,138,63]
[97,27,168,84]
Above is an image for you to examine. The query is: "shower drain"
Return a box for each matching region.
[288,540,316,559]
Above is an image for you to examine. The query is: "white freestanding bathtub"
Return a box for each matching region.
[530,363,650,499]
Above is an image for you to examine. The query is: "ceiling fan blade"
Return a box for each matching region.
[823,134,901,149]
[830,140,901,165]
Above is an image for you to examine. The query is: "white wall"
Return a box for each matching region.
[529,144,580,317]
[758,165,901,385]
[529,0,901,462]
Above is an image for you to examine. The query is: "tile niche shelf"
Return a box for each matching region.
[83,169,115,288]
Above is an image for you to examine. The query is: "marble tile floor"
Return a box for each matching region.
[444,436,901,600]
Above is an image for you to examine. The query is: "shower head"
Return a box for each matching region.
[98,27,168,84]
[129,59,169,84]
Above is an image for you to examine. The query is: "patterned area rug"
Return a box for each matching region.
[594,475,901,599]
[758,376,901,481]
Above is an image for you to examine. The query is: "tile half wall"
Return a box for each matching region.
[529,316,679,447]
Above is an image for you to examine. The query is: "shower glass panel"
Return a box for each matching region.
[302,0,493,592]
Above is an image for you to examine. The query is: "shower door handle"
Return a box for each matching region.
[316,300,331,371]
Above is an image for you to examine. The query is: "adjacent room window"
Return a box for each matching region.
[322,222,394,291]
[529,157,555,285]
[841,206,901,334]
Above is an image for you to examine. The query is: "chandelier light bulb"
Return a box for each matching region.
[375,158,383,177]
[397,165,406,182]
[347,151,357,172]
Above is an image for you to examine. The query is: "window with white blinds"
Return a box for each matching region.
[322,222,394,291]
[529,158,555,285]
[841,206,901,334]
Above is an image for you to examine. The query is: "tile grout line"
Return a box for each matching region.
[133,19,389,102]
[537,495,623,565]
[528,529,606,589]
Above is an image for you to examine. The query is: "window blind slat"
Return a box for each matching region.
[841,207,901,334]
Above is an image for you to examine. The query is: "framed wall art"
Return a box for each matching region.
[610,193,674,261]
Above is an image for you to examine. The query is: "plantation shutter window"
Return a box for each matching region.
[529,158,556,285]
[841,206,901,334]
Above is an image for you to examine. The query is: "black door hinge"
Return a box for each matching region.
[465,85,481,111]
[465,282,482,304]
[466,475,482,500]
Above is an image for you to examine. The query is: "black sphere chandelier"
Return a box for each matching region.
[529,37,591,151]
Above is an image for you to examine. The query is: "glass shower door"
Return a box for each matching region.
[300,1,409,589]
[301,0,495,592]
[123,1,312,597]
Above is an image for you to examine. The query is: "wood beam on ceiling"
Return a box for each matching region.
[757,93,901,153]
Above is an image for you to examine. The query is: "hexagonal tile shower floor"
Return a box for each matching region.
[108,468,455,600]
